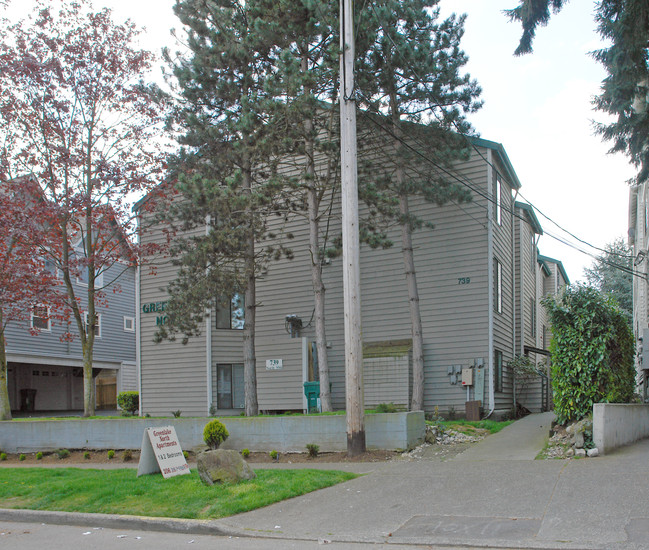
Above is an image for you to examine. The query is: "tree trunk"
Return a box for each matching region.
[0,308,13,420]
[242,164,259,417]
[398,191,425,411]
[82,342,96,417]
[301,46,332,410]
[389,91,425,412]
[308,184,332,411]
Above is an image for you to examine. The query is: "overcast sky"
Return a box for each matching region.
[5,0,633,283]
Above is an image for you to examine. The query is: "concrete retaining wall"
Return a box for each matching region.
[0,412,425,453]
[593,403,649,455]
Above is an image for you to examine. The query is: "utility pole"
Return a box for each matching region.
[339,0,365,456]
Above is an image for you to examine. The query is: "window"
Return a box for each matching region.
[123,316,135,332]
[216,294,245,330]
[496,177,502,225]
[530,234,536,271]
[77,265,103,287]
[216,364,245,409]
[529,297,536,338]
[84,312,102,338]
[494,350,503,392]
[494,259,502,314]
[31,306,50,331]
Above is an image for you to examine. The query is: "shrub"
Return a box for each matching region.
[83,451,91,460]
[375,402,398,413]
[543,285,635,423]
[183,451,189,460]
[36,452,43,460]
[19,454,26,461]
[117,391,139,416]
[209,403,217,417]
[107,450,115,460]
[270,450,278,460]
[122,450,133,462]
[56,449,70,459]
[241,448,250,458]
[171,410,182,418]
[203,419,229,450]
[0,453,6,461]
[306,443,319,458]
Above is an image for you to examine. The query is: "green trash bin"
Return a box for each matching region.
[303,381,320,413]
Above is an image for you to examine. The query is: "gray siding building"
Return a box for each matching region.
[137,137,568,418]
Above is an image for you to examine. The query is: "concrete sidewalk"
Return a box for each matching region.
[3,413,649,549]
[213,413,649,549]
[453,410,555,461]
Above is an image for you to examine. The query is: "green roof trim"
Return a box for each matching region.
[514,201,543,235]
[537,254,570,285]
[469,136,521,190]
[537,256,552,277]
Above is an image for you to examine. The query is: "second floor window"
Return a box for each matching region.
[84,312,102,338]
[32,306,50,331]
[216,293,245,330]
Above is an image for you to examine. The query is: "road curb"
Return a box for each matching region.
[0,508,242,537]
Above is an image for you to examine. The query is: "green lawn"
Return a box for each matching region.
[432,419,514,434]
[0,468,358,519]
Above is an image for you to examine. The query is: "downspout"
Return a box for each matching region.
[487,149,495,417]
[205,216,213,415]
[511,190,518,359]
[511,190,518,412]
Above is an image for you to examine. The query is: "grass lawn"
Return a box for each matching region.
[433,419,513,434]
[0,468,358,519]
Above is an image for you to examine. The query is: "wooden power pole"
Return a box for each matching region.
[339,0,365,456]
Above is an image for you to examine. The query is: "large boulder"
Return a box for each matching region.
[197,449,256,485]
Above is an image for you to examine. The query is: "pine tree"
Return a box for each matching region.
[356,0,481,411]
[160,0,293,416]
[266,0,340,411]
[583,237,633,324]
[507,0,649,183]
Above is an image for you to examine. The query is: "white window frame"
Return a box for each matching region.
[84,312,102,338]
[496,177,502,226]
[495,259,503,314]
[31,306,51,331]
[123,316,135,332]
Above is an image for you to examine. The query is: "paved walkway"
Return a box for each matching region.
[3,413,649,549]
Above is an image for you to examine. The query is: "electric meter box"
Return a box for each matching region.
[461,368,473,386]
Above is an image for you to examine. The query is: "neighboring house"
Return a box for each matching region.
[6,259,137,413]
[136,137,568,418]
[628,183,649,400]
[2,181,138,414]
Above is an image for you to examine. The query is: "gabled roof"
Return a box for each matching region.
[514,201,543,235]
[469,137,521,190]
[537,254,570,285]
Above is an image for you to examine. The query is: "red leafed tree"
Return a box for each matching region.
[0,178,66,420]
[0,0,167,416]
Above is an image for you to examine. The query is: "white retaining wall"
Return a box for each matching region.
[0,412,425,454]
[593,403,649,455]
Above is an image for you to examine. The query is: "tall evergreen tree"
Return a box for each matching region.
[583,237,633,324]
[507,0,649,184]
[356,0,481,411]
[160,0,290,416]
[266,0,340,411]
